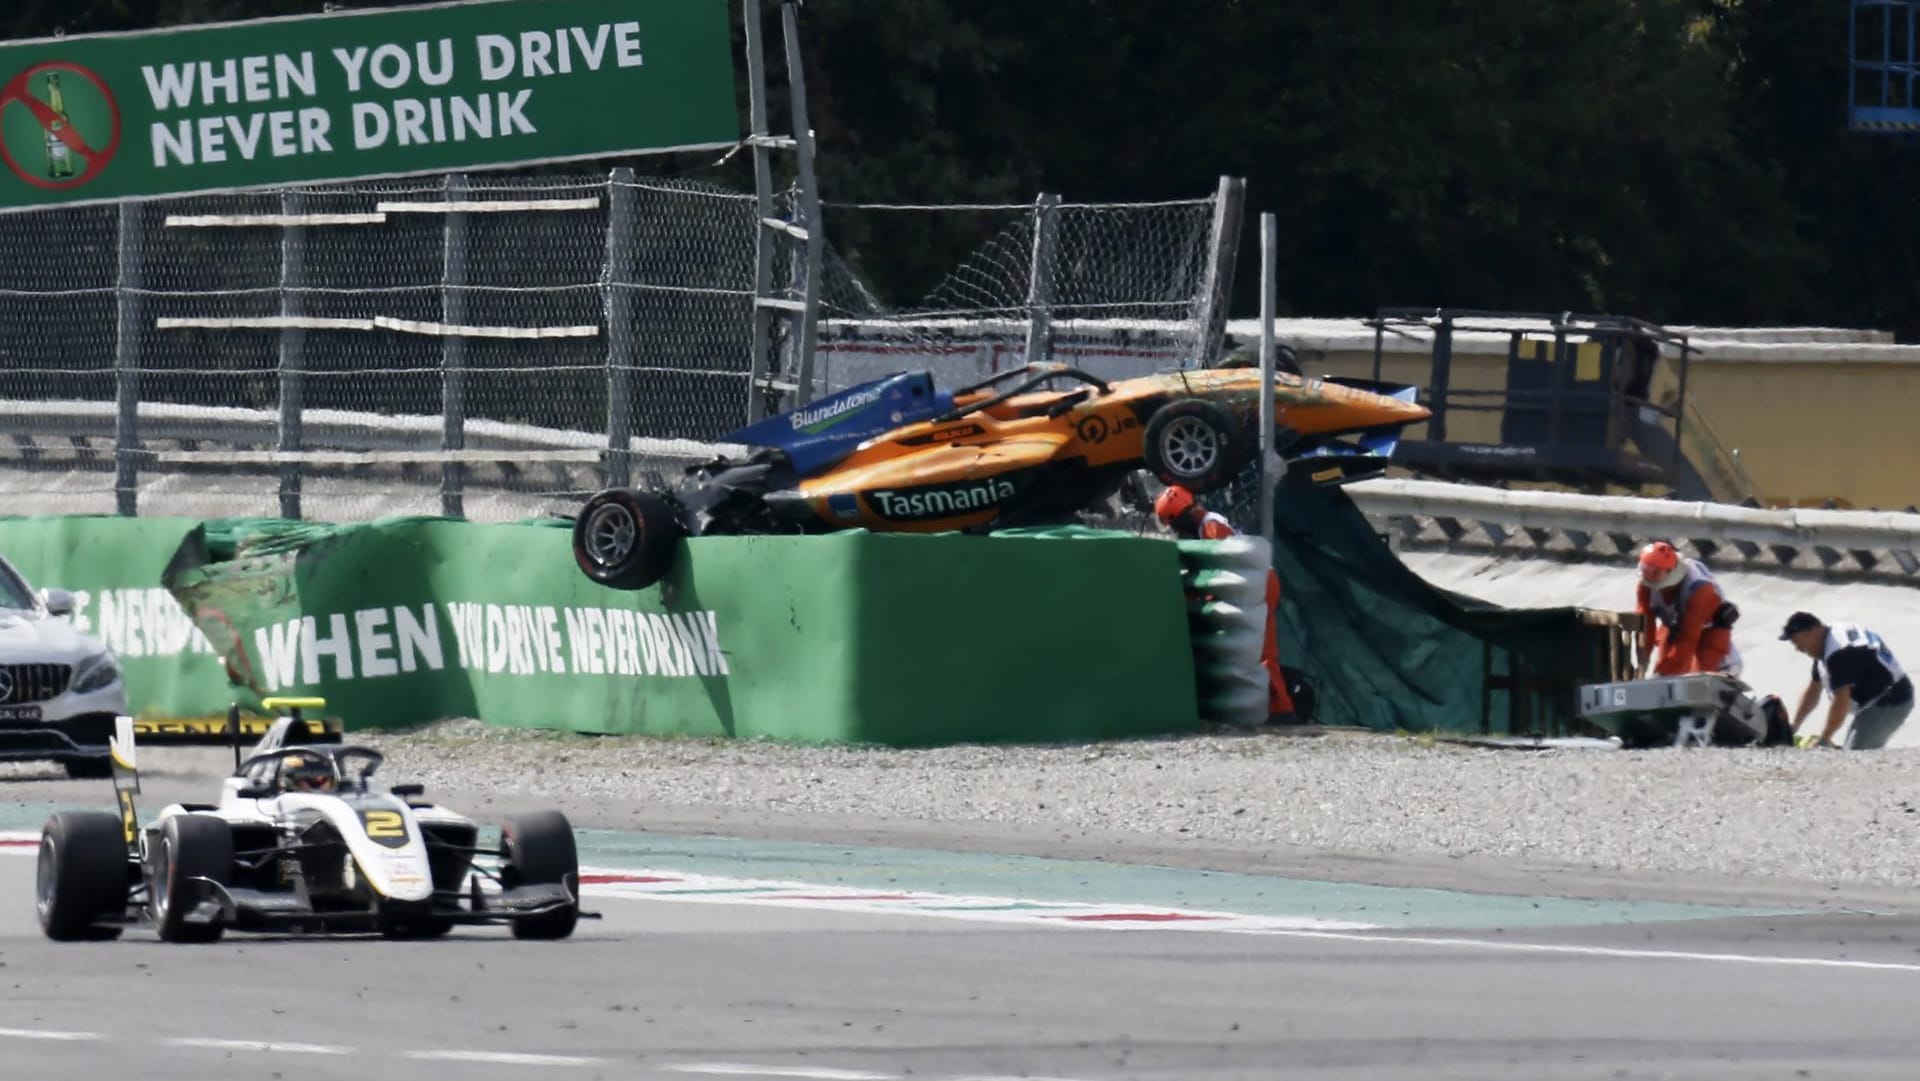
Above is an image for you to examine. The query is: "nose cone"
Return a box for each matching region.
[1285,379,1431,435]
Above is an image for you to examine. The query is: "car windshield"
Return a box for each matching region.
[0,563,36,611]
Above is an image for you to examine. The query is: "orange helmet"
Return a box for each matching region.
[1154,485,1197,526]
[1638,541,1686,590]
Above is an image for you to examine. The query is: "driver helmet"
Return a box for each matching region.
[1154,485,1199,527]
[1638,541,1686,591]
[280,752,336,793]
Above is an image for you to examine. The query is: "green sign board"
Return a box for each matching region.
[0,0,738,211]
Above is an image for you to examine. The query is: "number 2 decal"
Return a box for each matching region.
[362,809,408,846]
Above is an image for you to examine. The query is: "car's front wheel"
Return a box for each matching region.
[572,489,684,591]
[500,811,580,940]
[150,815,231,944]
[36,811,129,941]
[1143,399,1246,493]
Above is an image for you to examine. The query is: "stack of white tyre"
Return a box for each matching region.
[1175,535,1273,728]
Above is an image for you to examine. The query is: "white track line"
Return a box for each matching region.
[406,1049,603,1067]
[660,1067,898,1080]
[165,1037,351,1054]
[0,1027,99,1041]
[1220,926,1920,974]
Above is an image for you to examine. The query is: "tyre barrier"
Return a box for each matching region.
[1175,536,1273,727]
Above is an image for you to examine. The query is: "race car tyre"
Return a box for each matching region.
[500,810,579,940]
[572,488,683,591]
[151,814,231,944]
[62,757,112,780]
[379,905,455,940]
[37,811,128,941]
[1144,400,1246,493]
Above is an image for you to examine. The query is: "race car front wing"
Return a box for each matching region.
[180,873,599,930]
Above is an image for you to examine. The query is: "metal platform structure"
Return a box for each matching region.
[1851,0,1920,134]
[1363,308,1765,501]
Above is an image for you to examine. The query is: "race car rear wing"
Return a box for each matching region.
[232,696,332,771]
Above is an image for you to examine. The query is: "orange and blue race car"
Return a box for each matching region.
[571,362,1431,590]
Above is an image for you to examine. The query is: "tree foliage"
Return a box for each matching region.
[6,0,1916,334]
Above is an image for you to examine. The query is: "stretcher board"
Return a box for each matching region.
[1578,674,1768,749]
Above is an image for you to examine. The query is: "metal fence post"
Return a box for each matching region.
[742,0,778,423]
[1024,193,1061,366]
[277,189,306,520]
[1258,213,1278,550]
[604,167,637,490]
[113,200,145,517]
[1194,175,1246,368]
[782,2,825,406]
[441,173,469,518]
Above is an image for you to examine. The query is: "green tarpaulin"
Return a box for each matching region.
[1269,486,1623,736]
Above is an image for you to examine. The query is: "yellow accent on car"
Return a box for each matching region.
[262,696,328,712]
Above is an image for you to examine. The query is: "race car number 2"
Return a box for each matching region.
[361,809,409,847]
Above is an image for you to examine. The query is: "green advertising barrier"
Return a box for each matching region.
[0,514,238,718]
[0,0,737,211]
[162,518,1201,745]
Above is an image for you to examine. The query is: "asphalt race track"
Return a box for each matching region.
[5,762,1920,1080]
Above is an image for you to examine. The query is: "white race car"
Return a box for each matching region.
[34,697,594,942]
[0,555,126,777]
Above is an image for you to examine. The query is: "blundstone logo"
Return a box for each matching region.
[869,478,1017,521]
[790,387,884,432]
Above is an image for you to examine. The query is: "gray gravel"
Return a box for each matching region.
[359,721,1920,889]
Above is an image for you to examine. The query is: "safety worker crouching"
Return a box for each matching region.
[1154,486,1297,724]
[1781,612,1914,750]
[1635,541,1743,679]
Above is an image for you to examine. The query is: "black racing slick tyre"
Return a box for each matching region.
[150,815,231,944]
[1143,400,1246,494]
[500,811,580,941]
[380,906,456,940]
[37,811,129,942]
[572,488,684,591]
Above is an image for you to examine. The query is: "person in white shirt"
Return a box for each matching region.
[1781,612,1914,750]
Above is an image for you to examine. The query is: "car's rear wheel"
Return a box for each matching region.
[37,811,128,941]
[572,489,684,591]
[500,811,579,940]
[1144,400,1245,493]
[151,815,231,944]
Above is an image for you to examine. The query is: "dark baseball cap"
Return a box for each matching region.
[1780,612,1822,640]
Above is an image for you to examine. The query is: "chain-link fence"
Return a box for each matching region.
[811,196,1220,394]
[0,173,1227,524]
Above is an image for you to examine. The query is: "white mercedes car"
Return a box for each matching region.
[0,555,126,777]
